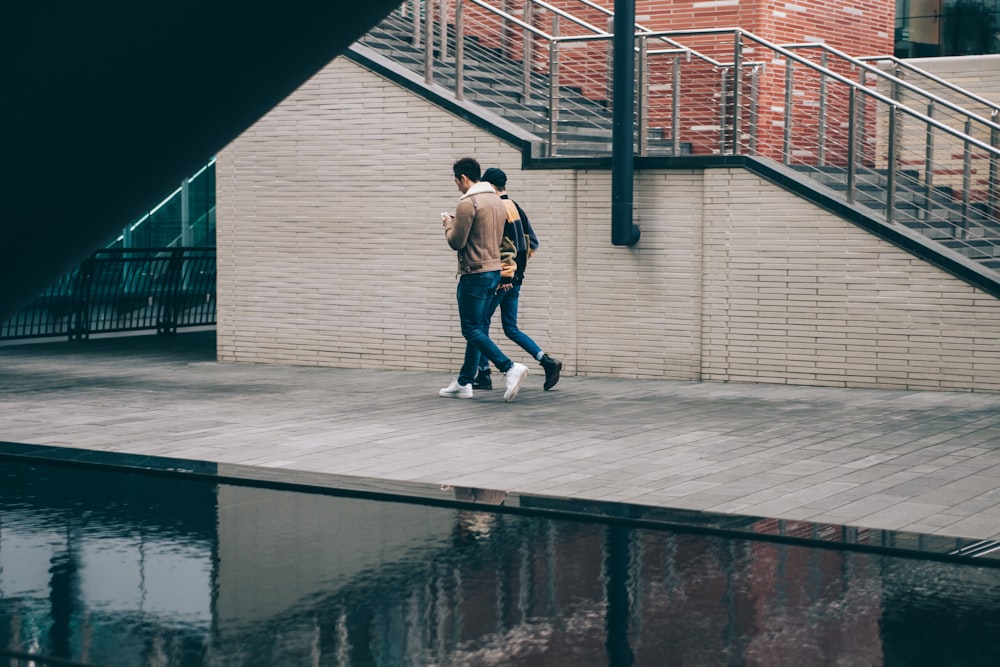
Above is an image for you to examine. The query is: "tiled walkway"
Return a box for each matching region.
[3,330,1000,542]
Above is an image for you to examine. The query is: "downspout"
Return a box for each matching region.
[611,0,641,246]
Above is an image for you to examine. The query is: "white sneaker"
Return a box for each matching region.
[503,363,528,402]
[439,379,473,398]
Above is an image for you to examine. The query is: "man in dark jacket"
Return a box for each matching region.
[471,167,562,391]
[439,157,529,402]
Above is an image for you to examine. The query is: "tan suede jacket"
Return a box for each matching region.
[444,181,506,275]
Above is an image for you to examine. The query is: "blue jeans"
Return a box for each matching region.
[456,271,512,385]
[475,284,541,372]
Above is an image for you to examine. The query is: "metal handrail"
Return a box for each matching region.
[785,43,1000,135]
[724,29,1000,159]
[119,158,216,247]
[858,54,1000,118]
[531,0,609,36]
[567,0,726,68]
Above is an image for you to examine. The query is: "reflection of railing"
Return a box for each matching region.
[0,649,98,667]
[0,248,216,341]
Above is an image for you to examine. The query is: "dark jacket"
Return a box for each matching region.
[499,194,539,286]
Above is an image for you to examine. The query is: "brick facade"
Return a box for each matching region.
[455,1,893,158]
[216,56,1000,392]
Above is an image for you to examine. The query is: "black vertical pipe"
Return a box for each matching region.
[612,0,640,246]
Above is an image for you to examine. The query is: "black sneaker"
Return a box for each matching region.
[540,355,562,390]
[472,368,492,390]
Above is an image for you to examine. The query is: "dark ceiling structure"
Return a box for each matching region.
[3,0,403,321]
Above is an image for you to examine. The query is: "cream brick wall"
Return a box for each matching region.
[216,56,577,374]
[702,169,1000,391]
[217,55,1000,392]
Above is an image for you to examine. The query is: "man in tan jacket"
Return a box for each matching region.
[439,157,528,402]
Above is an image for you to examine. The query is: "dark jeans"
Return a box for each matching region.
[476,284,541,371]
[456,271,512,385]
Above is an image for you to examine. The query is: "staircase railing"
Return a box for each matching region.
[362,0,762,156]
[784,43,1000,214]
[857,54,1000,122]
[687,29,1000,274]
[359,1,1000,277]
[112,158,217,249]
[787,44,1000,140]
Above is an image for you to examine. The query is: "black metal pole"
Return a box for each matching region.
[611,0,640,246]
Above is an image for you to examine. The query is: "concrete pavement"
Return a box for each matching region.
[2,329,1000,546]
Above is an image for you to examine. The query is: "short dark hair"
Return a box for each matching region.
[452,157,481,182]
[481,167,507,190]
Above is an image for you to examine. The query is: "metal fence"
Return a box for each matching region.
[0,248,216,341]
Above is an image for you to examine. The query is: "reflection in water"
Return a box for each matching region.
[2,460,1000,666]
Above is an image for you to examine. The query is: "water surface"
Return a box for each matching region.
[2,460,999,666]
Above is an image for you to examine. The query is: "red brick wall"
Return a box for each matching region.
[452,0,894,158]
[610,0,892,158]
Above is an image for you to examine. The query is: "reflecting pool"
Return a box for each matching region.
[2,459,1000,666]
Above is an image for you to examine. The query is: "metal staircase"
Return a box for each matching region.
[359,2,617,155]
[354,0,1000,287]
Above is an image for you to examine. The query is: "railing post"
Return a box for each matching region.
[548,22,560,157]
[181,177,192,246]
[411,0,421,48]
[719,68,729,153]
[606,18,615,102]
[523,1,533,102]
[157,249,183,335]
[783,57,794,165]
[886,104,898,224]
[424,0,434,85]
[672,55,681,156]
[818,51,828,166]
[455,0,465,100]
[748,66,759,156]
[846,87,857,204]
[70,255,94,341]
[962,117,973,234]
[857,67,869,169]
[438,0,448,61]
[924,102,935,220]
[637,34,649,157]
[991,112,999,218]
[732,31,742,156]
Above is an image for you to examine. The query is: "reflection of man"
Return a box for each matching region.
[439,157,529,402]
[442,484,508,542]
[450,485,507,505]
